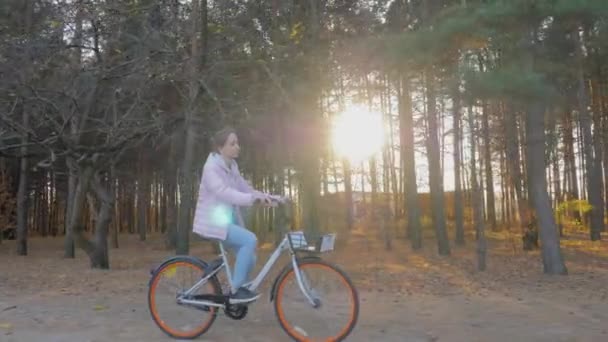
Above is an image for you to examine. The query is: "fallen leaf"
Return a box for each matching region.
[93,305,107,311]
[0,323,13,330]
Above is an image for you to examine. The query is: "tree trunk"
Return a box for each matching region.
[591,83,605,234]
[453,87,465,245]
[201,0,208,67]
[563,108,578,199]
[546,108,563,235]
[39,173,49,237]
[110,170,119,248]
[127,182,135,234]
[16,110,29,256]
[297,0,323,238]
[64,0,85,258]
[380,202,392,251]
[469,106,486,271]
[603,91,608,225]
[70,165,93,253]
[386,79,400,217]
[176,0,202,255]
[383,151,390,195]
[166,179,178,248]
[300,134,322,237]
[369,157,378,220]
[509,169,517,224]
[322,158,329,196]
[137,174,147,241]
[526,102,568,274]
[49,172,57,236]
[399,75,422,249]
[603,99,608,226]
[505,105,530,241]
[552,132,563,237]
[519,114,529,202]
[482,102,496,230]
[500,148,509,224]
[159,181,166,234]
[68,164,114,269]
[524,104,541,251]
[177,158,193,255]
[575,28,603,240]
[578,121,586,202]
[425,71,450,255]
[343,159,354,230]
[89,174,113,269]
[164,138,178,248]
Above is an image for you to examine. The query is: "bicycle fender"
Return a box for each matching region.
[148,255,209,286]
[269,255,321,302]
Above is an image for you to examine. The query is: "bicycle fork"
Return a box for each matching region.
[291,257,321,308]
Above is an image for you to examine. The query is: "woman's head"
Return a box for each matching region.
[211,127,240,159]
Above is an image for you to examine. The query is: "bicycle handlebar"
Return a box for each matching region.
[254,195,291,207]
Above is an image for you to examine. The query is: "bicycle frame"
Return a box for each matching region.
[177,232,318,309]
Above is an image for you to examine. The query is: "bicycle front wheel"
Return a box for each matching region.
[273,258,359,342]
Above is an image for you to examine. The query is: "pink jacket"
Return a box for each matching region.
[192,152,265,240]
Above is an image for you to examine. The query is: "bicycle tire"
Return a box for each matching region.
[148,256,221,339]
[273,258,359,341]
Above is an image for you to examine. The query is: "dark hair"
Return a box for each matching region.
[211,126,237,152]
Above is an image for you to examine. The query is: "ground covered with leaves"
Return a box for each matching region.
[1,227,607,342]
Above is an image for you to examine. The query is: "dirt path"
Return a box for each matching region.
[1,233,608,341]
[1,289,607,342]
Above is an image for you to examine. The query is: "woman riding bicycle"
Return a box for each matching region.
[192,127,281,304]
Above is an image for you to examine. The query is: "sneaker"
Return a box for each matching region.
[229,287,260,304]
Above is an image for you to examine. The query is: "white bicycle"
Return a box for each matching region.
[147,199,359,341]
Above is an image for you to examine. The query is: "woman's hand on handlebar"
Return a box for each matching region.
[254,194,276,207]
[261,196,274,207]
[254,194,289,207]
[268,194,289,204]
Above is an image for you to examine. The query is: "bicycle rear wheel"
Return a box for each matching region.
[148,256,220,339]
[273,258,359,342]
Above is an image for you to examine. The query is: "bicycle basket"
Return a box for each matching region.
[287,231,337,253]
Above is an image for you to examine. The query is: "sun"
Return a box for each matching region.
[331,104,385,163]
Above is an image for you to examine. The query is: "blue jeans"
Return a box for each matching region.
[224,224,257,291]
